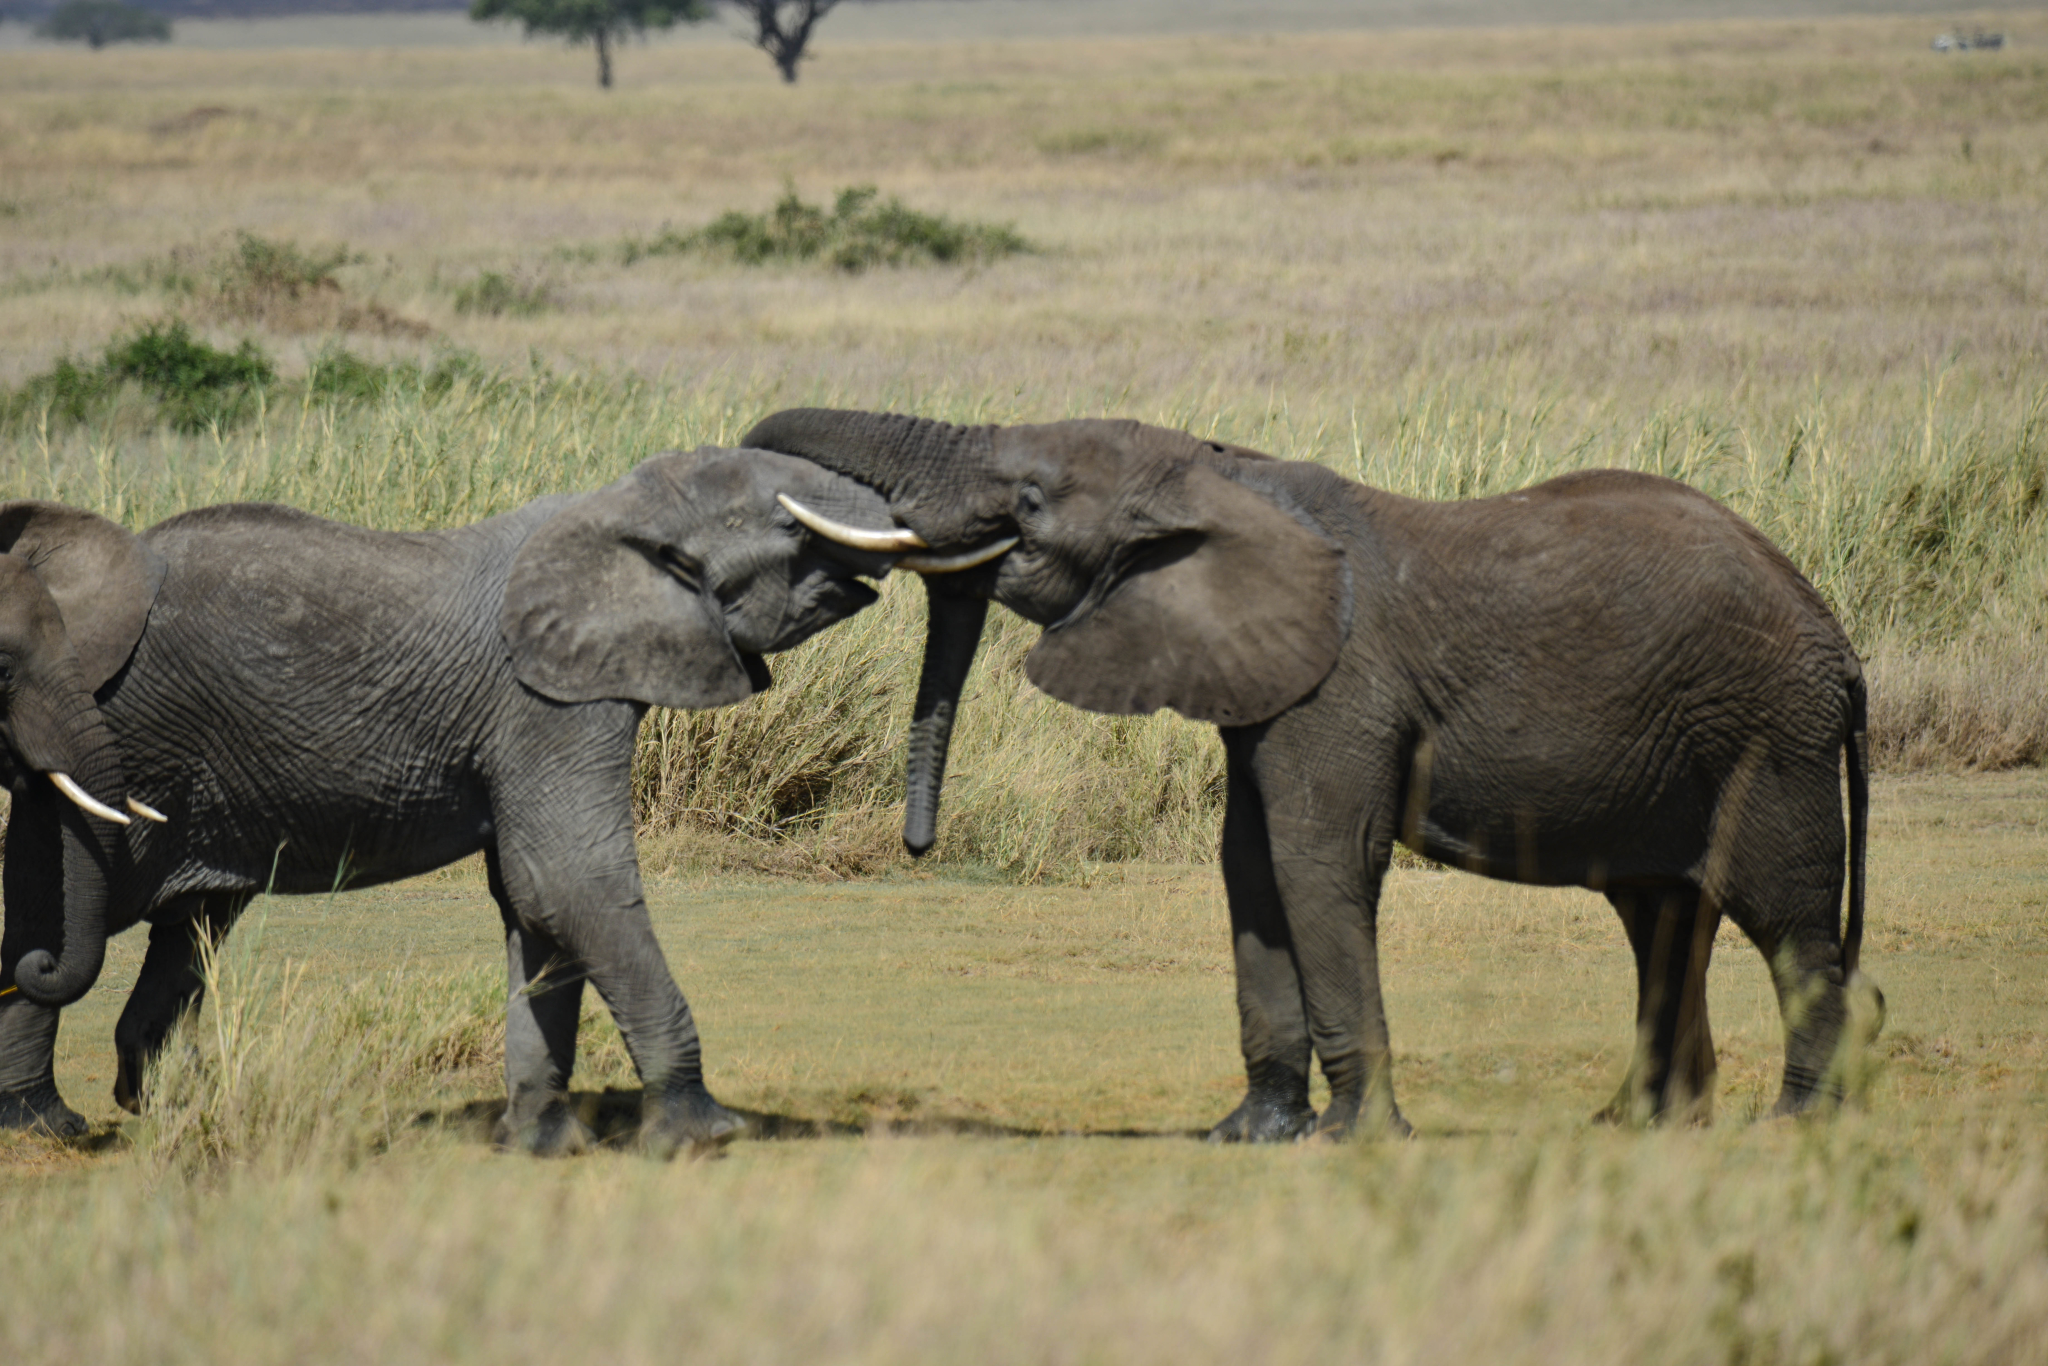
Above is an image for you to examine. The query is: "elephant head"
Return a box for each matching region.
[500,447,926,711]
[0,502,167,1008]
[739,410,1348,853]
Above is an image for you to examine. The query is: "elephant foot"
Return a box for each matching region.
[1207,1082,1316,1144]
[0,1083,88,1138]
[1311,1090,1412,1142]
[640,1084,746,1159]
[1592,1077,1715,1129]
[494,1098,597,1158]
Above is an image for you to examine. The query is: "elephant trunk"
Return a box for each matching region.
[741,409,1001,549]
[9,687,127,1010]
[903,587,989,856]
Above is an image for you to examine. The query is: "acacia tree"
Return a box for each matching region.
[469,0,706,89]
[37,0,171,48]
[727,0,840,84]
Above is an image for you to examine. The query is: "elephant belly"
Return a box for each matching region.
[123,743,497,905]
[1406,751,1711,888]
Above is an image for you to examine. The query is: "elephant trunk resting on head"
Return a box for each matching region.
[0,448,930,1153]
[745,407,1885,1138]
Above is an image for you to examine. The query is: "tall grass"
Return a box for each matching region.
[16,919,2048,1362]
[4,368,2042,876]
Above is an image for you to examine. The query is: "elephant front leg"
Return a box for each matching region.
[493,917,595,1158]
[0,996,84,1136]
[1269,833,1410,1141]
[1596,886,1719,1127]
[1208,733,1316,1143]
[490,825,743,1159]
[113,893,247,1114]
[0,808,86,1136]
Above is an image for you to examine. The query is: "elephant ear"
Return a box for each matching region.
[500,464,754,711]
[1025,464,1346,726]
[0,500,166,691]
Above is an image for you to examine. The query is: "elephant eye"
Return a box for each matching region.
[0,656,13,687]
[1016,484,1046,522]
[659,549,703,593]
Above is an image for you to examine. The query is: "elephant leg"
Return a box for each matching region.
[1265,816,1409,1141]
[487,848,593,1157]
[1714,764,1876,1116]
[1208,729,1316,1143]
[488,720,742,1158]
[1594,884,1719,1127]
[0,798,85,1136]
[111,893,248,1114]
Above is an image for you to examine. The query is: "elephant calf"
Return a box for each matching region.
[0,448,927,1154]
[747,408,1886,1139]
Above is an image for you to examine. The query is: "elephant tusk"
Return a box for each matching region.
[777,494,928,553]
[126,797,169,824]
[50,773,132,826]
[899,537,1020,574]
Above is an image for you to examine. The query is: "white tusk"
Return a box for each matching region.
[50,773,131,826]
[127,797,169,824]
[778,494,928,552]
[899,537,1020,574]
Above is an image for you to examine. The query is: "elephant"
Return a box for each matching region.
[0,446,926,1154]
[0,508,165,1128]
[741,408,1885,1139]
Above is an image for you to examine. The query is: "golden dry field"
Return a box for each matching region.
[1,4,2047,1360]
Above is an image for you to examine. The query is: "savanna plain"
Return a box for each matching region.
[2,3,2047,1360]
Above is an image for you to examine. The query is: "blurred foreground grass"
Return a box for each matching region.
[1,772,2042,1361]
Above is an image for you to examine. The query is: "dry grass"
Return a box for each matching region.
[3,8,2045,871]
[0,12,2042,1357]
[0,772,2042,1363]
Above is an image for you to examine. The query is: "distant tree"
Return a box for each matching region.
[38,0,171,48]
[469,0,707,89]
[726,0,840,84]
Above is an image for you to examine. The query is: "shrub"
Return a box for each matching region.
[100,319,275,432]
[452,270,553,318]
[627,186,1031,272]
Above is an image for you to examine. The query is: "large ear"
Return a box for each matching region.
[1024,465,1345,726]
[0,501,166,691]
[500,462,755,711]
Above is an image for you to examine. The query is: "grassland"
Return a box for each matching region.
[0,7,2045,1360]
[2,771,2043,1361]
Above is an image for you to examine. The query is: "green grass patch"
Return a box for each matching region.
[623,186,1032,272]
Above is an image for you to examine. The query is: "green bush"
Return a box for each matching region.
[101,319,276,432]
[306,344,492,405]
[626,186,1031,272]
[223,232,355,300]
[2,328,491,435]
[3,320,275,434]
[451,270,553,318]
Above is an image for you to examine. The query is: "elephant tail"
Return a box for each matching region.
[1843,668,1869,978]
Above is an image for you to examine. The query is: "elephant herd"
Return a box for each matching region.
[0,408,1884,1155]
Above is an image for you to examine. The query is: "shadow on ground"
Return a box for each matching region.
[413,1091,1209,1148]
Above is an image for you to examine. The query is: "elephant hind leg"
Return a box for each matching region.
[487,848,594,1157]
[1595,884,1718,1127]
[113,892,249,1114]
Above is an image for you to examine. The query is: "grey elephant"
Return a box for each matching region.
[0,508,164,1132]
[743,408,1883,1139]
[0,447,926,1154]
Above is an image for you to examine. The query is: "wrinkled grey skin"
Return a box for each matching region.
[743,409,1884,1139]
[0,449,901,1153]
